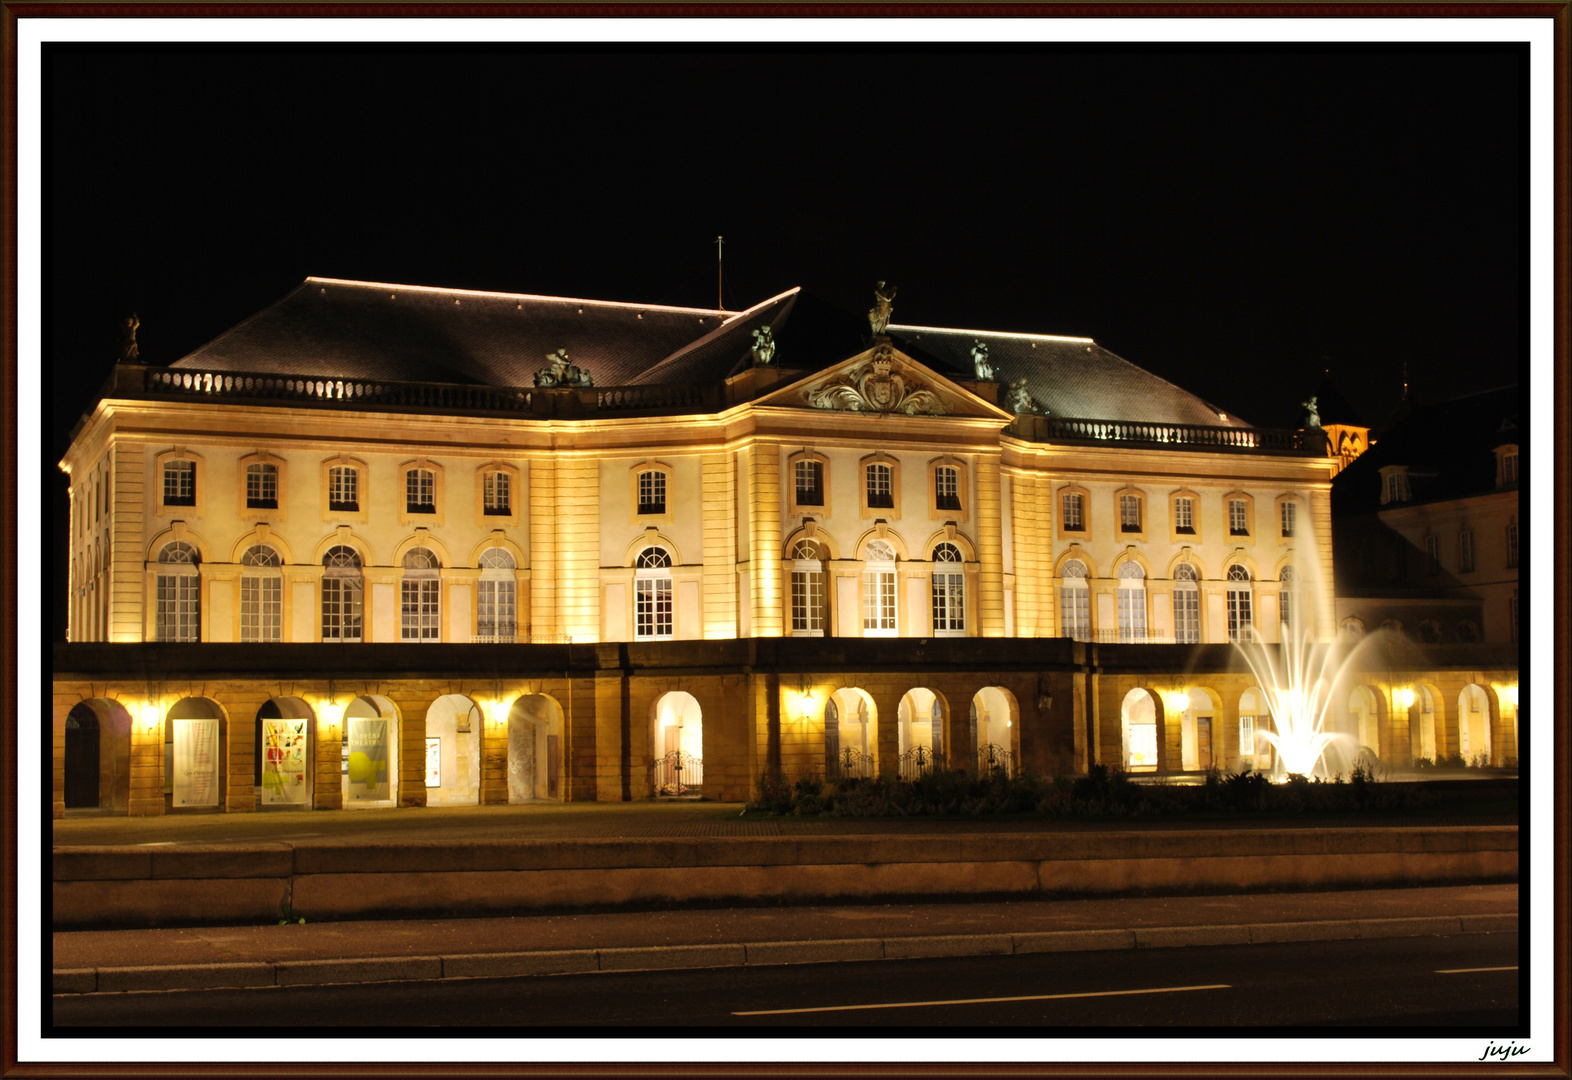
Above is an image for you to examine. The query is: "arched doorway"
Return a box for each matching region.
[826,688,877,780]
[425,695,482,806]
[970,687,1019,778]
[342,695,399,807]
[896,688,945,779]
[1458,684,1493,766]
[255,697,315,809]
[507,694,564,802]
[165,697,225,810]
[651,691,702,796]
[1178,687,1221,772]
[1415,685,1439,764]
[1348,686,1381,763]
[1120,689,1159,772]
[64,704,100,809]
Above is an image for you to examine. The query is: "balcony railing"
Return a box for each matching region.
[1014,414,1317,455]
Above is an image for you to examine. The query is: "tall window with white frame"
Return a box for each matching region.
[155,541,201,642]
[1506,519,1518,568]
[1061,492,1084,532]
[1174,496,1194,535]
[1501,448,1518,485]
[1059,560,1090,641]
[637,470,666,516]
[1278,565,1298,638]
[400,547,441,642]
[1229,498,1249,536]
[163,459,196,506]
[866,464,894,509]
[239,545,282,643]
[328,466,358,513]
[1280,500,1296,538]
[321,546,363,643]
[246,463,278,509]
[931,542,966,636]
[1172,563,1200,644]
[406,469,436,514]
[790,541,825,636]
[794,460,823,507]
[1425,536,1441,576]
[935,466,962,512]
[634,547,674,639]
[862,540,897,636]
[1120,494,1141,534]
[1459,529,1475,573]
[1226,564,1254,642]
[477,548,517,643]
[483,471,511,516]
[1116,562,1146,642]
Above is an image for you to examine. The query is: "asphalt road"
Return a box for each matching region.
[54,931,1519,1030]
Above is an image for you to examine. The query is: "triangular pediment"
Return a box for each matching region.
[752,342,1013,420]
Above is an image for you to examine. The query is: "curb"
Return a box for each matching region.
[53,913,1517,996]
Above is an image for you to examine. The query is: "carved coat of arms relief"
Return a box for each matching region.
[803,349,947,416]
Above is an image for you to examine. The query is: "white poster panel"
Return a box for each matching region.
[172,718,219,807]
[425,737,442,787]
[259,718,309,806]
[344,718,390,803]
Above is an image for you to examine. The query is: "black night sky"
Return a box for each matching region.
[45,43,1528,642]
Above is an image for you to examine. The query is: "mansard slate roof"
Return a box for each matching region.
[169,276,1245,426]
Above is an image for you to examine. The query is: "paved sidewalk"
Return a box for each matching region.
[53,883,1517,995]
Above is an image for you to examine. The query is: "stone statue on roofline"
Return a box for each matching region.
[118,312,140,363]
[1301,395,1321,428]
[868,281,897,337]
[751,325,777,367]
[535,348,593,388]
[971,341,995,381]
[1008,378,1040,415]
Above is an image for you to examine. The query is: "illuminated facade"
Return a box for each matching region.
[52,278,1517,816]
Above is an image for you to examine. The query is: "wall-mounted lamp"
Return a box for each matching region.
[1394,688,1416,710]
[486,698,510,728]
[320,700,344,736]
[1165,690,1192,714]
[1499,685,1519,709]
[140,703,162,735]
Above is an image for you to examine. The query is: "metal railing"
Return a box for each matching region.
[1090,629,1175,644]
[828,748,878,781]
[1015,414,1316,455]
[897,746,936,781]
[651,750,703,796]
[472,626,516,644]
[975,743,1015,779]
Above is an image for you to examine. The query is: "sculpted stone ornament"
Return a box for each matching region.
[971,341,995,381]
[868,281,897,337]
[1008,378,1040,415]
[803,347,946,416]
[751,325,777,366]
[534,348,594,388]
[1302,395,1321,428]
[118,312,140,363]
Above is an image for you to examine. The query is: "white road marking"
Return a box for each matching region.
[733,983,1231,1016]
[134,842,175,846]
[1435,966,1518,974]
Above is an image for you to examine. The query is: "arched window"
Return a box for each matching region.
[635,546,673,639]
[1172,563,1200,644]
[1060,559,1090,641]
[790,540,825,636]
[240,544,282,643]
[1116,562,1146,642]
[1418,619,1443,644]
[1226,564,1253,642]
[1278,565,1298,636]
[245,462,279,509]
[401,547,441,642]
[1456,620,1480,643]
[322,546,363,643]
[1340,616,1365,641]
[862,539,897,636]
[477,548,516,643]
[931,542,965,636]
[155,541,201,642]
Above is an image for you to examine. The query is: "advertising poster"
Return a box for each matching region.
[260,718,309,806]
[425,737,442,788]
[345,718,389,802]
[173,718,219,807]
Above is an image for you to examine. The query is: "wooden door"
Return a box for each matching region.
[1196,715,1213,771]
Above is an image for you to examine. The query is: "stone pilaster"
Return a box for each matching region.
[701,453,739,638]
[749,443,782,637]
[975,454,1005,636]
[110,442,146,641]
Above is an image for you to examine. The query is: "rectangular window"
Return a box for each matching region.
[163,461,196,506]
[240,575,282,642]
[1062,493,1084,531]
[477,579,516,642]
[246,464,278,509]
[401,579,441,641]
[935,467,961,512]
[1227,588,1253,642]
[1239,715,1256,760]
[635,576,673,638]
[1174,497,1194,534]
[1120,495,1141,532]
[484,471,511,515]
[155,574,200,642]
[794,460,823,506]
[1280,501,1296,538]
[406,470,436,514]
[1172,588,1199,645]
[1506,523,1518,568]
[862,570,896,634]
[1059,587,1090,641]
[791,570,824,633]
[321,578,363,642]
[1425,536,1441,576]
[1502,452,1518,484]
[1116,587,1146,642]
[1280,587,1294,631]
[328,466,359,512]
[637,470,666,515]
[1229,499,1248,535]
[866,464,894,509]
[932,572,965,634]
[1458,529,1475,573]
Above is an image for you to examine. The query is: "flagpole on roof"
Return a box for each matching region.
[715,235,724,312]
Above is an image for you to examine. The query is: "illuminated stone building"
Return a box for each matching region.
[52,278,1518,816]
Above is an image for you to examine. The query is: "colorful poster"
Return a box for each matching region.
[425,737,442,788]
[260,718,309,806]
[173,718,219,807]
[346,718,390,802]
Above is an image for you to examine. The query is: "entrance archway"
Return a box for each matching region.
[1177,687,1222,772]
[1458,684,1493,765]
[165,697,226,810]
[255,697,314,809]
[1347,686,1380,764]
[64,704,100,809]
[970,686,1019,777]
[1120,688,1160,772]
[425,695,482,806]
[826,687,877,779]
[651,691,702,796]
[342,695,399,807]
[896,688,945,779]
[507,694,564,802]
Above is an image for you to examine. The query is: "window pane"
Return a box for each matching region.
[638,471,666,514]
[246,464,278,509]
[329,466,358,511]
[1120,495,1141,531]
[1281,501,1295,537]
[407,469,435,512]
[867,464,893,509]
[1173,587,1199,644]
[1059,586,1089,641]
[1229,499,1248,534]
[935,467,961,511]
[1174,497,1193,531]
[932,571,964,632]
[795,460,823,506]
[163,461,196,505]
[484,472,511,514]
